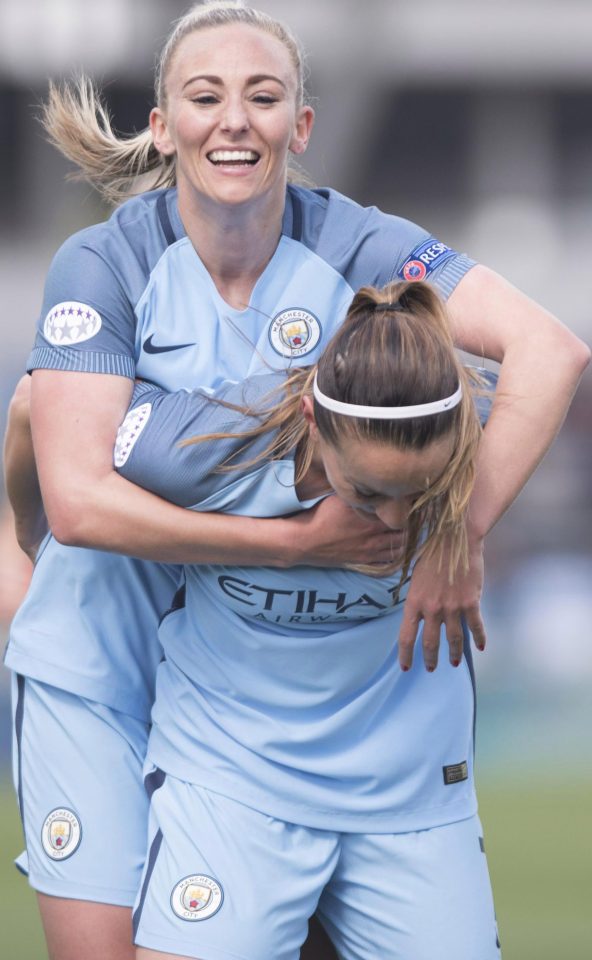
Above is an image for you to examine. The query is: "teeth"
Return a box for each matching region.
[208,150,259,163]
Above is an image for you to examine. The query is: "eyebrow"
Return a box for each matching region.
[182,73,287,91]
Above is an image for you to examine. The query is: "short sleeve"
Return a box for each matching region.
[27,230,137,378]
[115,374,287,507]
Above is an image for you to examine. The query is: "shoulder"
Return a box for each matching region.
[125,372,287,436]
[291,184,425,241]
[49,189,173,273]
[43,189,178,314]
[288,185,461,291]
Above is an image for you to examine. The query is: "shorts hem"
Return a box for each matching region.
[4,654,152,721]
[135,931,252,960]
[27,873,137,908]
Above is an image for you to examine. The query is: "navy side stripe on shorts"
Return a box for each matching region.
[132,827,163,940]
[14,675,26,825]
[133,767,167,938]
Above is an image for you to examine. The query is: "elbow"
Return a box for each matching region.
[7,375,32,430]
[571,336,591,376]
[48,515,87,548]
[45,496,94,548]
[548,326,590,383]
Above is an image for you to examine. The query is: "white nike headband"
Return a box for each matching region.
[312,373,462,420]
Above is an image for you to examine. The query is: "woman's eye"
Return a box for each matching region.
[192,95,219,105]
[252,94,278,105]
[354,489,378,501]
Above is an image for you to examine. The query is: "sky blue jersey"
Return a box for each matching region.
[5,185,476,721]
[113,369,496,832]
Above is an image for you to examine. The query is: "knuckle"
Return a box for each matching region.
[422,638,440,654]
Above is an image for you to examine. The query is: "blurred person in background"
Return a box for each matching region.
[3,2,588,959]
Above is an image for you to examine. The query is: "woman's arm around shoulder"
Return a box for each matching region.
[398,265,590,671]
[30,369,397,568]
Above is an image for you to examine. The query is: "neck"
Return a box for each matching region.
[177,183,287,309]
[295,438,331,501]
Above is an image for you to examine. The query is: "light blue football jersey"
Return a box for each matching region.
[5,185,476,721]
[113,370,496,831]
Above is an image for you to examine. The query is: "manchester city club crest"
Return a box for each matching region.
[171,874,223,922]
[268,308,321,359]
[41,808,82,860]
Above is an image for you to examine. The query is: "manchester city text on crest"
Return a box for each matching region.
[268,308,322,359]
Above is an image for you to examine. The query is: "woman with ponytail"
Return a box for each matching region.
[105,279,500,958]
[4,1,587,958]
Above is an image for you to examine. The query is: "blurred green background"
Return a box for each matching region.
[2,774,591,959]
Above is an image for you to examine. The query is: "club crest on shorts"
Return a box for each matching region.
[171,874,223,921]
[268,308,321,358]
[43,301,102,345]
[41,808,82,860]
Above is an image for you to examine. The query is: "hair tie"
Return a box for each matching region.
[374,301,403,313]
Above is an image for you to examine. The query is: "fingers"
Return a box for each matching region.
[444,613,464,668]
[399,608,486,674]
[398,607,420,672]
[465,605,487,653]
[420,615,441,672]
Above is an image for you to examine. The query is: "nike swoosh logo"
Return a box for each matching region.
[143,335,194,355]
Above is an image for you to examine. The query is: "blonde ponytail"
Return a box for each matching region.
[42,78,175,205]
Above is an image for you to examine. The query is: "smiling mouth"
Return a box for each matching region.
[207,150,260,166]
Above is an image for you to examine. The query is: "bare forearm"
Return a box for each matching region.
[44,466,299,565]
[468,327,589,541]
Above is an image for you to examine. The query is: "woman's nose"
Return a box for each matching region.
[374,499,410,530]
[219,98,250,134]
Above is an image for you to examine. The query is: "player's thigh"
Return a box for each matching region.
[12,674,150,906]
[319,815,501,960]
[38,895,135,960]
[133,770,340,960]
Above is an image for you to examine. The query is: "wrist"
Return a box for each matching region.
[247,515,299,568]
[273,516,301,567]
[465,513,486,547]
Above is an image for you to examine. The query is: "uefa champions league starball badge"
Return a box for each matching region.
[41,808,82,860]
[171,874,224,921]
[43,301,102,345]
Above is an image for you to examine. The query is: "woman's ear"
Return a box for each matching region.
[150,107,176,157]
[301,394,318,435]
[290,105,315,156]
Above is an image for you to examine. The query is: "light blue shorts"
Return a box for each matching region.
[133,770,501,960]
[11,674,150,906]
